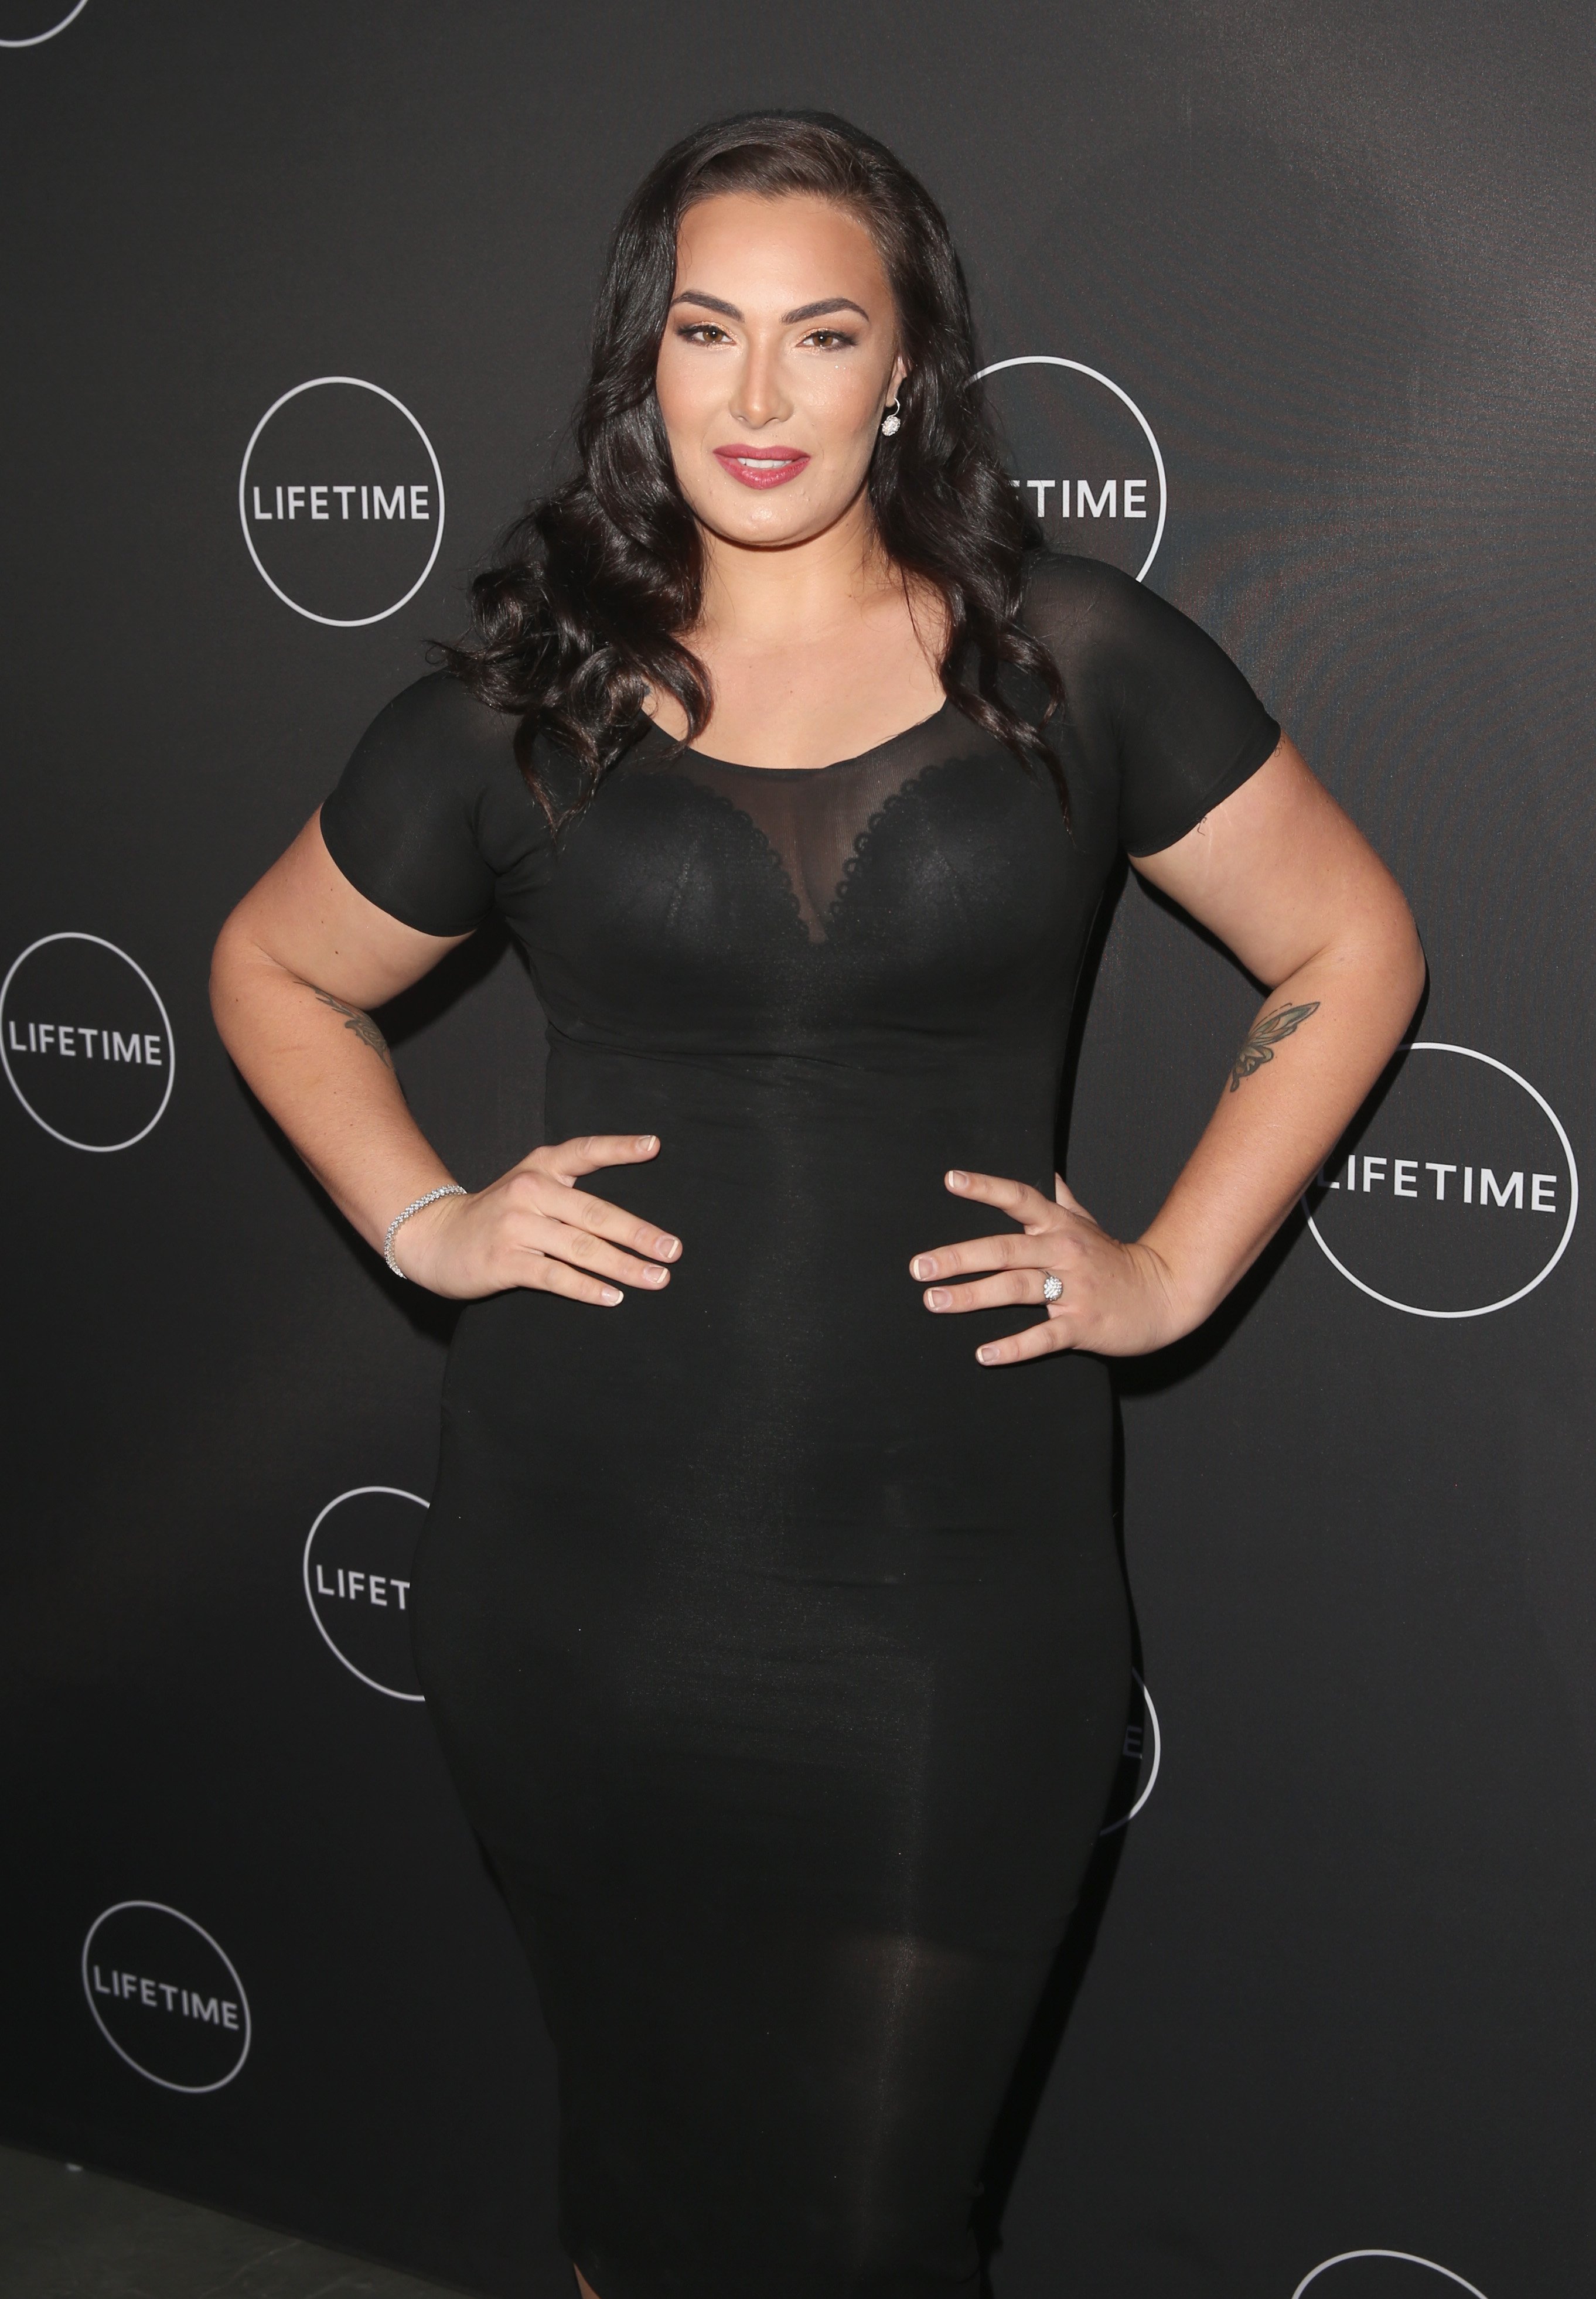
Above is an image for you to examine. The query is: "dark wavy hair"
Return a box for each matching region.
[441,110,1063,820]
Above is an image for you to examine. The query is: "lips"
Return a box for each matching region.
[712,446,811,489]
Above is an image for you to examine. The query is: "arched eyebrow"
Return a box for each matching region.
[783,298,869,323]
[669,292,871,325]
[671,291,742,319]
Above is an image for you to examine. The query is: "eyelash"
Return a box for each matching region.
[673,323,857,350]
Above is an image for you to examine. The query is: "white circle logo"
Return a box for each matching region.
[0,1,90,44]
[1293,2251,1489,2297]
[303,1486,428,1700]
[1,933,174,1151]
[1308,1043,1578,1318]
[976,356,1167,582]
[1100,1670,1161,1834]
[82,1902,250,2093]
[238,377,445,627]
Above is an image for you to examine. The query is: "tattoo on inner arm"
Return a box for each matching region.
[313,988,393,1069]
[1228,1000,1320,1091]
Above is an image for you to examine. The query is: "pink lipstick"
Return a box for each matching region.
[712,445,811,489]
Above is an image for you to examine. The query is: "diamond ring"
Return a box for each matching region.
[1041,1271,1063,1303]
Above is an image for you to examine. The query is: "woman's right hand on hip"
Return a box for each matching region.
[392,1134,681,1302]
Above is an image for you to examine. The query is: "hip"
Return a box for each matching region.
[441,1252,1112,1533]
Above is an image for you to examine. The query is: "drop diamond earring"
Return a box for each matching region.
[880,398,902,436]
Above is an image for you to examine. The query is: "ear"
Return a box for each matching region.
[889,354,909,397]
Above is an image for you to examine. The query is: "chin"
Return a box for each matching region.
[700,486,824,547]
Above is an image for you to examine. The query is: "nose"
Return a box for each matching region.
[728,332,791,430]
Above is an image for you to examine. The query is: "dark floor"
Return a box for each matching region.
[0,2145,474,2299]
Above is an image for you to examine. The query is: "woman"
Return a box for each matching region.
[213,111,1421,2299]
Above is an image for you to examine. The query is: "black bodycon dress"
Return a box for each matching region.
[320,553,1279,2299]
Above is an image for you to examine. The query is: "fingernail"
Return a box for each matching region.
[655,1233,681,1258]
[977,1343,1000,1365]
[926,1288,952,1311]
[644,1265,669,1285]
[911,1255,936,1280]
[636,1135,658,1152]
[947,1169,968,1189]
[601,1286,623,1305]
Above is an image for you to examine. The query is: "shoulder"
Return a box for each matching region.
[1016,552,1280,855]
[1018,550,1276,725]
[1018,550,1179,665]
[347,669,521,789]
[321,670,560,935]
[336,668,583,841]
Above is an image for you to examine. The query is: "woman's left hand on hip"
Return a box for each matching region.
[910,1168,1182,1364]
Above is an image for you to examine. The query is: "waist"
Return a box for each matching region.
[544,1033,1061,1171]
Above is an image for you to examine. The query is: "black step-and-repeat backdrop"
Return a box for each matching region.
[4,6,1592,2296]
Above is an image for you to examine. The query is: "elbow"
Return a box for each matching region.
[1358,901,1426,1059]
[1297,891,1426,1021]
[208,906,267,1055]
[1311,892,1426,1055]
[207,911,242,1038]
[1390,904,1428,1031]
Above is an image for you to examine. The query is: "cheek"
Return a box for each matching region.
[819,365,883,429]
[653,363,726,513]
[802,361,888,441]
[654,347,714,445]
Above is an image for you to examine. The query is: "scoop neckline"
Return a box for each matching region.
[643,696,952,777]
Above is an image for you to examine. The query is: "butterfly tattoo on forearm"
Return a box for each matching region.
[313,987,394,1069]
[1227,1000,1320,1091]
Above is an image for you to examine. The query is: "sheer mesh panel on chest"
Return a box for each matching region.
[637,712,1031,949]
[540,717,1085,1046]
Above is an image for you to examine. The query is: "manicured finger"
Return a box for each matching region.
[524,1222,672,1290]
[553,1185,682,1263]
[923,1268,1060,1315]
[910,1232,1032,1283]
[943,1167,1052,1220]
[506,1166,681,1263]
[535,1133,663,1182]
[975,1317,1073,1366]
[519,1256,625,1308]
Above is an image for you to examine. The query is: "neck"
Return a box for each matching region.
[694,496,895,644]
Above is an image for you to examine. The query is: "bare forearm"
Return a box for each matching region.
[210,924,453,1253]
[1138,926,1425,1329]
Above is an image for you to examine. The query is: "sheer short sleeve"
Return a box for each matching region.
[319,673,554,936]
[1021,555,1280,856]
